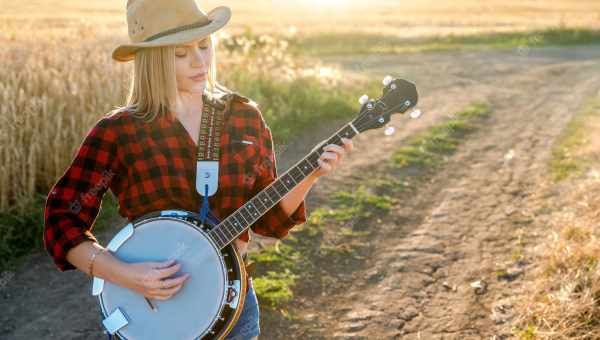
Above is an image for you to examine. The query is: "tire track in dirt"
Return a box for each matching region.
[277,47,600,340]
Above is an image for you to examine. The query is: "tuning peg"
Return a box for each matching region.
[358,94,369,105]
[383,75,393,86]
[409,109,422,119]
[384,126,396,136]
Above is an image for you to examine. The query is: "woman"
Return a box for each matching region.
[43,1,352,339]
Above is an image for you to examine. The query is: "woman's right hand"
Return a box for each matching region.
[117,259,190,300]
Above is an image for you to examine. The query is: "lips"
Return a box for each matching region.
[190,72,207,81]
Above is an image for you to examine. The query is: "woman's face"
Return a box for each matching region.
[174,37,212,94]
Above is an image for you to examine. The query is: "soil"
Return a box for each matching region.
[2,44,600,339]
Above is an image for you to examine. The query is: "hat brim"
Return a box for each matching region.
[112,6,231,62]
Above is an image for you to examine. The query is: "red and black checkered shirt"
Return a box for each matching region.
[44,95,307,271]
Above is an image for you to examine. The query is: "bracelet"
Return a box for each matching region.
[88,247,106,277]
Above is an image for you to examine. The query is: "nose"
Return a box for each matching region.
[190,47,208,69]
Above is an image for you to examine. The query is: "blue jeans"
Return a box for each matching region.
[225,277,261,339]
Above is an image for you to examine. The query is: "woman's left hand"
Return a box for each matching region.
[311,137,354,179]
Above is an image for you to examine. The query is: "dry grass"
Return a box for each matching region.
[515,192,600,339]
[550,99,600,182]
[0,37,130,211]
[514,96,600,339]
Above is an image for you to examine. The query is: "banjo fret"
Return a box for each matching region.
[280,173,296,190]
[265,186,279,203]
[272,180,287,196]
[213,228,227,246]
[289,166,304,183]
[221,222,235,239]
[239,207,253,225]
[252,194,267,211]
[220,225,235,245]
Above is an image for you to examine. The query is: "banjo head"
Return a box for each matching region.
[94,211,246,340]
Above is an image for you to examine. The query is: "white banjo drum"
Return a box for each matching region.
[92,209,248,339]
[90,77,418,339]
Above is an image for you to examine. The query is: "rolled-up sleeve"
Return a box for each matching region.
[43,116,119,271]
[246,109,307,240]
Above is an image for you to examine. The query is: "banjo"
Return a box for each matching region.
[91,76,418,339]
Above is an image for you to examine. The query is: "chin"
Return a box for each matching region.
[184,82,207,93]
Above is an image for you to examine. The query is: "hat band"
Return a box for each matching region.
[143,19,214,42]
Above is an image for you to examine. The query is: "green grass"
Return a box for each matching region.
[329,186,395,218]
[0,191,119,272]
[249,226,313,307]
[549,98,600,182]
[515,324,537,340]
[224,71,380,144]
[289,27,600,56]
[0,194,46,271]
[393,102,491,170]
[252,269,297,308]
[250,186,392,307]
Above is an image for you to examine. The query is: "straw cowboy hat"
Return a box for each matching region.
[112,0,231,62]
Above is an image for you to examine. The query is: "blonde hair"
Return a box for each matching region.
[113,34,218,122]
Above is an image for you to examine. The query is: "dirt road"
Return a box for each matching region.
[266,46,600,339]
[2,44,600,339]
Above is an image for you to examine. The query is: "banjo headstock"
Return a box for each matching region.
[352,76,419,133]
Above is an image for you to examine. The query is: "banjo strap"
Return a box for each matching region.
[196,89,240,224]
[196,92,225,162]
[195,92,223,198]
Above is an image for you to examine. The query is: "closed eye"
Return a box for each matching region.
[175,41,209,57]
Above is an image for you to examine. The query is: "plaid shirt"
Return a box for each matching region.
[44,95,307,271]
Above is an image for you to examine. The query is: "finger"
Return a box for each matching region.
[320,152,339,162]
[317,159,332,172]
[152,259,177,269]
[323,144,346,157]
[151,262,182,280]
[323,144,346,156]
[159,273,190,290]
[152,289,175,300]
[149,272,189,291]
[153,283,185,299]
[341,138,354,151]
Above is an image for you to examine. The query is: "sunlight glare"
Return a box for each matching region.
[309,0,345,8]
[318,67,334,78]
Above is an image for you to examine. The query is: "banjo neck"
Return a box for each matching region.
[207,122,360,249]
[207,77,418,249]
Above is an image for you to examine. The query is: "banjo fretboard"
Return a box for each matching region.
[207,123,359,249]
